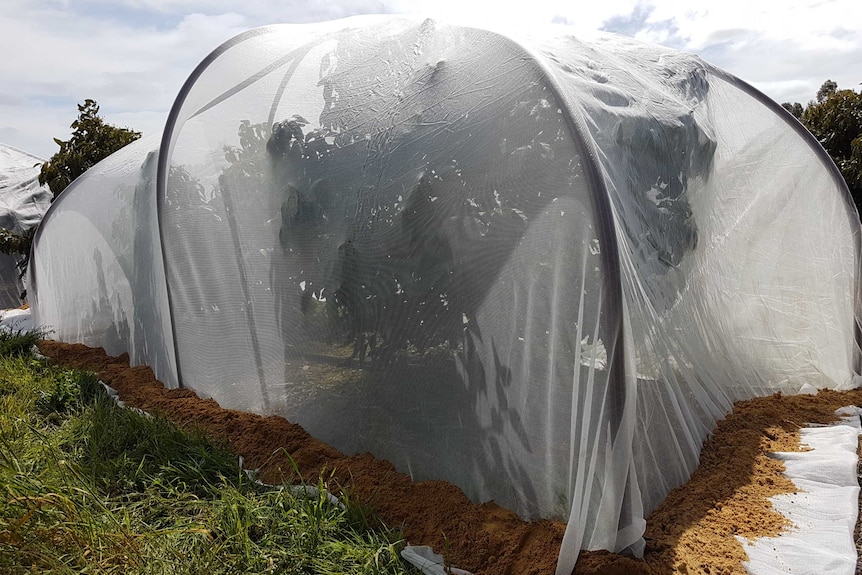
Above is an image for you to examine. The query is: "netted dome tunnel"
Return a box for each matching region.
[29,15,862,574]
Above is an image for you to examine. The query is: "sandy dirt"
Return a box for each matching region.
[38,340,862,575]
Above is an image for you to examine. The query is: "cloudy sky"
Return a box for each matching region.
[2,0,860,159]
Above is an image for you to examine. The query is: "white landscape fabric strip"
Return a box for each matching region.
[99,380,153,418]
[740,406,862,575]
[400,546,473,575]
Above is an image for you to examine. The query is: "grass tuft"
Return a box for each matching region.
[0,327,46,358]
[36,369,101,417]
[0,334,417,574]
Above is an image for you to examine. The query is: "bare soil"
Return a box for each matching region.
[38,340,862,575]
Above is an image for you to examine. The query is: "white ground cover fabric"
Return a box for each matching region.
[0,307,33,332]
[400,546,473,575]
[741,406,862,575]
[28,16,862,574]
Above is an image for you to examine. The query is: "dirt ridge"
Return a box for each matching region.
[38,340,862,575]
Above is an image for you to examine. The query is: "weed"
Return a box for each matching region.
[0,327,46,358]
[36,369,102,416]
[0,345,418,574]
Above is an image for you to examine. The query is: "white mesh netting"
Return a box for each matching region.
[29,16,862,574]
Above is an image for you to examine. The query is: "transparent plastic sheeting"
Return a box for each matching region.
[0,144,52,308]
[29,17,862,574]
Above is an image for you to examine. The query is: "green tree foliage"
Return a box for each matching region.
[38,99,141,198]
[801,81,862,209]
[781,101,803,119]
[816,79,838,103]
[0,227,36,287]
[0,227,36,299]
[0,100,142,298]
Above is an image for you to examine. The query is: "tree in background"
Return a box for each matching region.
[0,100,141,297]
[780,102,803,119]
[783,80,862,213]
[38,99,141,199]
[0,228,36,289]
[816,80,838,103]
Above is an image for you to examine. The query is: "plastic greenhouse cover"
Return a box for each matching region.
[29,16,862,574]
[0,144,51,308]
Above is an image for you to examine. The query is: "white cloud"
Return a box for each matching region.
[595,0,862,103]
[0,3,255,156]
[1,0,860,157]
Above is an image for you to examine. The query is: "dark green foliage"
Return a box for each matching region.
[0,228,37,289]
[816,79,838,103]
[2,100,136,287]
[783,81,862,214]
[801,81,862,210]
[0,328,45,358]
[0,228,34,259]
[35,369,101,416]
[781,101,803,119]
[38,99,141,199]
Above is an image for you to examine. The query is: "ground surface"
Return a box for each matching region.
[38,340,862,575]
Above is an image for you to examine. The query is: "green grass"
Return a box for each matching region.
[0,331,416,574]
[0,327,45,358]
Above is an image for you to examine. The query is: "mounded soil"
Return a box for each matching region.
[38,340,862,575]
